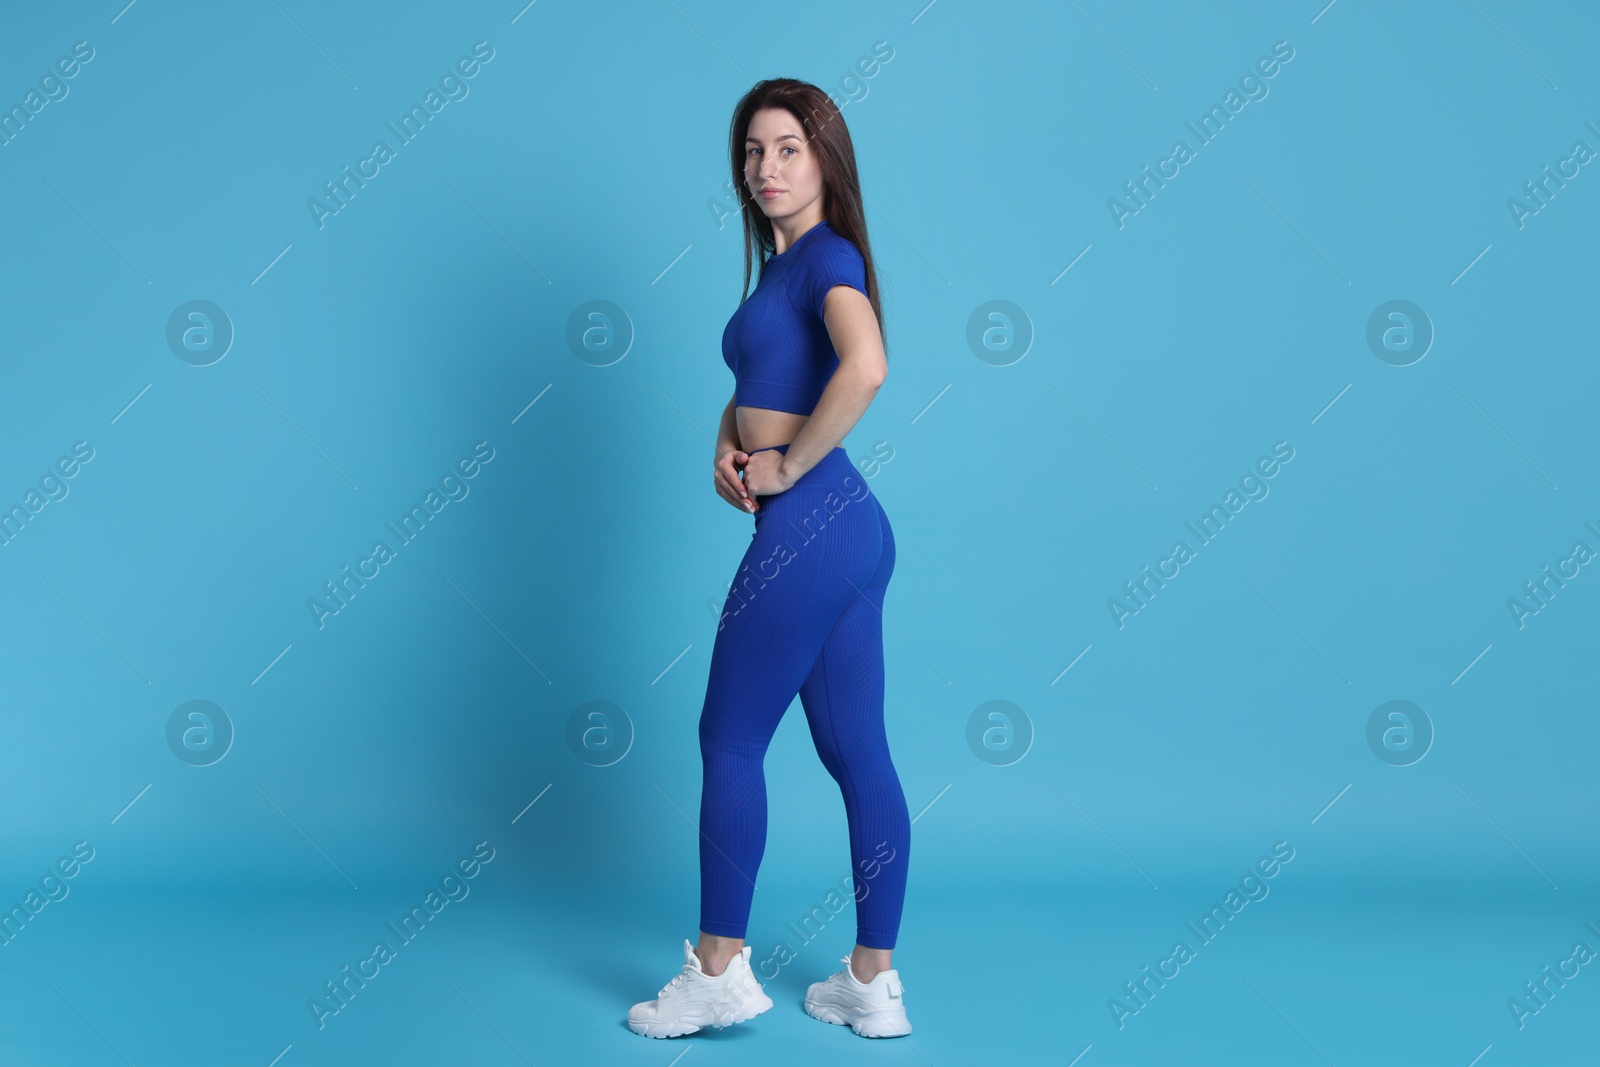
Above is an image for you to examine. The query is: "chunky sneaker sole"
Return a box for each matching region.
[628,940,774,1039]
[803,956,912,1038]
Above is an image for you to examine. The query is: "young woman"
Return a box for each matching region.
[627,79,912,1041]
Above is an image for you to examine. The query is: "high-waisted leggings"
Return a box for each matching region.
[698,442,909,950]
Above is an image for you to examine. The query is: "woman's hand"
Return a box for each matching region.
[739,449,797,501]
[714,448,757,513]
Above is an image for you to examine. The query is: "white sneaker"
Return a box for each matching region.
[803,955,913,1038]
[627,939,774,1039]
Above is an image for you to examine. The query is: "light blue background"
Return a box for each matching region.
[1,0,1596,1063]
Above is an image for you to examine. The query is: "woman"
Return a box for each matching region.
[628,78,912,1040]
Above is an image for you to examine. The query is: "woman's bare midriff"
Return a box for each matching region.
[736,406,809,453]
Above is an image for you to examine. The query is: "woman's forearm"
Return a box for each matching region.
[716,392,742,459]
[779,361,883,482]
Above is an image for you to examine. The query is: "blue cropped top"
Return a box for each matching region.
[721,219,869,416]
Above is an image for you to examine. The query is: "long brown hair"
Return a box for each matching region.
[727,78,887,357]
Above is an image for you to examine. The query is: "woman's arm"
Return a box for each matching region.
[778,286,886,482]
[712,389,754,512]
[715,389,741,460]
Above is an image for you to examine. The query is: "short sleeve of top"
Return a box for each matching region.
[789,232,868,320]
[720,220,870,416]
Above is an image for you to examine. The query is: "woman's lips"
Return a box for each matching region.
[759,189,783,198]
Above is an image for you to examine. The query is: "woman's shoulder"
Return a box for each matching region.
[795,224,865,280]
[784,223,867,318]
[812,222,863,260]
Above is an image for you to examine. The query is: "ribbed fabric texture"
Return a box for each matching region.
[698,444,909,950]
[721,220,869,415]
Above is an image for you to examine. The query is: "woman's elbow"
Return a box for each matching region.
[860,357,887,390]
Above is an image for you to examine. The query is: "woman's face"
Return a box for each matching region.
[743,107,824,222]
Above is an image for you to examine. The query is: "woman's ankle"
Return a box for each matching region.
[696,933,744,976]
[849,944,892,982]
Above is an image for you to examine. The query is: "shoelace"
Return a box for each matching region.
[657,970,690,999]
[834,956,863,985]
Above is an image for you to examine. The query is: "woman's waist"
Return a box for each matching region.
[735,404,810,452]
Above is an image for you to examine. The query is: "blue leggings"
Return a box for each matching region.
[698,443,909,950]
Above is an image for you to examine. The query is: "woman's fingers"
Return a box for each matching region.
[715,481,739,509]
[714,452,756,512]
[713,465,737,505]
[721,482,754,512]
[718,454,745,494]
